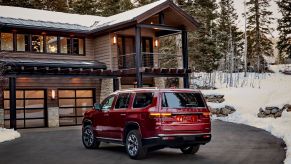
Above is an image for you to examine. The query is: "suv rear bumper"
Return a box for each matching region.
[142,133,211,148]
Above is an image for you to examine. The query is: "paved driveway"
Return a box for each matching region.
[0,120,286,164]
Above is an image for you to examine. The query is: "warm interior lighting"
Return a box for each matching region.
[113,35,117,44]
[154,39,159,47]
[51,90,56,99]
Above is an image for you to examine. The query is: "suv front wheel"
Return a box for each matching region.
[125,130,147,159]
[180,145,200,154]
[82,125,100,149]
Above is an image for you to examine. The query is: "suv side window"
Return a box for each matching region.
[101,95,115,111]
[133,92,153,108]
[162,92,205,108]
[115,93,131,109]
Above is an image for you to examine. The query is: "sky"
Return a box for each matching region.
[233,0,281,37]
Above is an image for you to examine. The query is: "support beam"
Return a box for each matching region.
[135,26,143,88]
[9,77,16,129]
[113,78,120,91]
[182,30,189,88]
[138,24,181,32]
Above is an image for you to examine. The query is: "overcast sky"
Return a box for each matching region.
[233,0,281,37]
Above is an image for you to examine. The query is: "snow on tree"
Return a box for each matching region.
[277,0,291,63]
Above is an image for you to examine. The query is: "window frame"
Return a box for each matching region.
[132,92,154,109]
[114,93,131,110]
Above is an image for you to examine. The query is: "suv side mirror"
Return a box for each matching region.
[93,103,102,110]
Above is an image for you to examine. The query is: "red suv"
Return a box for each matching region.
[82,88,211,159]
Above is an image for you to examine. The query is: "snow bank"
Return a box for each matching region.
[200,68,291,164]
[0,128,20,143]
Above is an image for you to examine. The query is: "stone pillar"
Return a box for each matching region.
[154,77,165,89]
[0,108,4,128]
[48,107,59,128]
[100,79,113,102]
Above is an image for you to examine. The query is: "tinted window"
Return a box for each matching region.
[115,93,130,109]
[162,92,205,108]
[133,93,153,108]
[101,96,115,111]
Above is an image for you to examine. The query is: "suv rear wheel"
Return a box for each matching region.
[125,130,147,159]
[180,145,200,154]
[82,125,100,149]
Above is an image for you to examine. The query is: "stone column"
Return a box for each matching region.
[48,107,59,128]
[0,108,4,128]
[100,79,113,102]
[154,77,165,89]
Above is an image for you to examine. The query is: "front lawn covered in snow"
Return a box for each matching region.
[0,128,20,143]
[195,65,291,164]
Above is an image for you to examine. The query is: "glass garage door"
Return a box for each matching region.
[3,90,47,129]
[58,89,94,126]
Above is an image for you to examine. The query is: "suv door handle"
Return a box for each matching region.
[104,113,109,116]
[120,114,126,116]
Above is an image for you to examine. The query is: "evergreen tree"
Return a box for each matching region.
[246,0,274,71]
[277,0,291,63]
[135,0,156,7]
[179,0,222,72]
[71,0,98,15]
[217,0,243,72]
[96,0,134,16]
[42,0,68,12]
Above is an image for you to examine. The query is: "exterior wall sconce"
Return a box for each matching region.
[113,35,117,45]
[51,90,56,99]
[155,39,159,47]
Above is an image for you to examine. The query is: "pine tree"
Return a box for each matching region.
[71,0,98,15]
[41,0,69,12]
[0,0,36,8]
[135,0,156,7]
[217,0,243,72]
[96,0,134,16]
[246,0,274,71]
[277,0,291,63]
[180,0,222,72]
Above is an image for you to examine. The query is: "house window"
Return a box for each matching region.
[31,35,43,52]
[46,36,58,53]
[72,38,84,55]
[17,34,30,52]
[1,33,13,51]
[60,37,69,54]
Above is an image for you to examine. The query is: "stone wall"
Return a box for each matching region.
[0,108,4,128]
[100,79,113,102]
[48,107,59,128]
[154,77,165,88]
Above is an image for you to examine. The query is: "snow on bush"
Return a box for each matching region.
[198,65,291,164]
[0,128,20,143]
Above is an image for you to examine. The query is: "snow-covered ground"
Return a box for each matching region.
[0,128,20,143]
[198,65,291,164]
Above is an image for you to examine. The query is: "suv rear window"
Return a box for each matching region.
[162,92,205,108]
[133,92,153,108]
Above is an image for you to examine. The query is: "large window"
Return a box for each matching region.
[58,89,94,126]
[46,36,58,53]
[1,33,13,51]
[0,32,85,55]
[17,34,30,51]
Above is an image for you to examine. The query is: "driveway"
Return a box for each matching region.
[0,120,286,164]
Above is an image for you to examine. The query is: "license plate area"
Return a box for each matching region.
[175,115,197,123]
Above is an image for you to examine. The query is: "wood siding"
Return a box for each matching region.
[94,34,112,69]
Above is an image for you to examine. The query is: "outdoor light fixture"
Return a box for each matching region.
[51,90,56,99]
[155,39,159,47]
[113,35,117,45]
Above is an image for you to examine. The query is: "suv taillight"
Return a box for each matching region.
[149,112,172,118]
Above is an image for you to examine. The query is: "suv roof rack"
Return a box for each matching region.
[118,87,159,91]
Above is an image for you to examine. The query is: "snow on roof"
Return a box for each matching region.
[91,0,168,30]
[0,5,105,27]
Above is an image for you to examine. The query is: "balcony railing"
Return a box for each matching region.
[112,52,182,70]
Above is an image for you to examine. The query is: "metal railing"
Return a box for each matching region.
[112,52,182,70]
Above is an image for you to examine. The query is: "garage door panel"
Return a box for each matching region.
[58,89,94,126]
[3,89,47,129]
